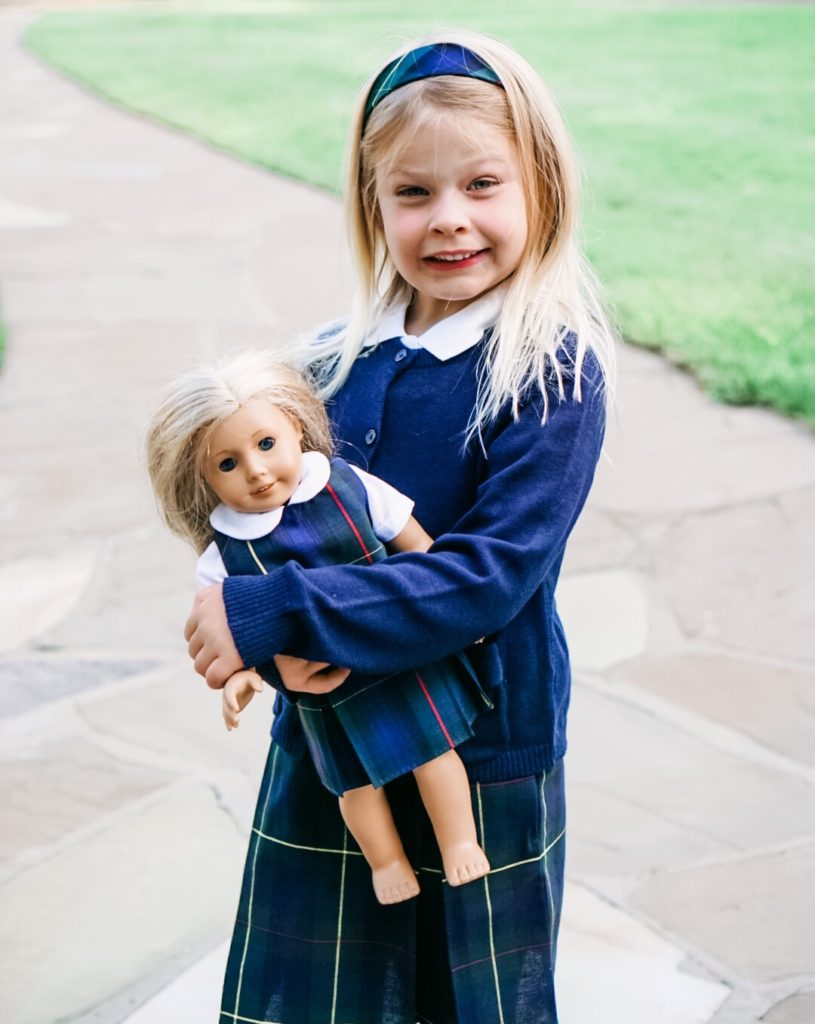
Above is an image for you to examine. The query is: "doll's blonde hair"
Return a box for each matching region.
[310,30,617,438]
[146,349,332,553]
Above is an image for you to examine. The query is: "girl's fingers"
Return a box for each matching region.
[187,630,203,661]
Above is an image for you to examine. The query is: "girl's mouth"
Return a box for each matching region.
[423,249,487,270]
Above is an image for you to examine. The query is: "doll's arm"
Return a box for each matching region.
[221,668,264,730]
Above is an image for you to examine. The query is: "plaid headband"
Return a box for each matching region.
[363,43,503,128]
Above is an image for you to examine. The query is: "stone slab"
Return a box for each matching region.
[567,683,815,879]
[122,940,229,1024]
[620,655,815,767]
[0,550,96,652]
[556,569,649,671]
[561,506,640,574]
[0,194,68,228]
[590,346,815,517]
[631,844,815,983]
[79,662,273,786]
[0,655,159,716]
[0,735,171,864]
[762,992,815,1023]
[558,882,729,1024]
[654,491,815,664]
[0,784,245,1024]
[39,528,196,653]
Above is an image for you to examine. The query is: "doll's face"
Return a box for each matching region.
[202,398,304,513]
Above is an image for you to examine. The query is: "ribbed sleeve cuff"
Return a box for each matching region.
[223,572,297,670]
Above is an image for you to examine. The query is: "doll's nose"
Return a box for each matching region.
[245,454,269,479]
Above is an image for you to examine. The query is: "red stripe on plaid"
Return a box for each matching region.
[416,672,455,748]
[325,482,374,564]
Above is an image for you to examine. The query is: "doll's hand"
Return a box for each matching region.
[222,670,264,731]
[184,584,243,689]
[274,654,350,694]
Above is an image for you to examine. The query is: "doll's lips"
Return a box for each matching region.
[253,483,274,495]
[423,248,488,269]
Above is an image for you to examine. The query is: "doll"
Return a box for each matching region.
[146,348,493,904]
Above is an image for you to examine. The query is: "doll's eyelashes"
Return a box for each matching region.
[258,437,276,451]
[218,457,238,473]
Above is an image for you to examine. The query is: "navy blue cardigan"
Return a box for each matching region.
[223,335,606,782]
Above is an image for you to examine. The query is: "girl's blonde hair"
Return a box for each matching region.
[310,30,617,438]
[146,349,332,553]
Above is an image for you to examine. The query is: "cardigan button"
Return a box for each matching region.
[365,429,377,445]
[394,348,407,362]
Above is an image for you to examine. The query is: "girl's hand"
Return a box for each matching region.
[222,670,264,730]
[274,654,350,694]
[185,584,243,689]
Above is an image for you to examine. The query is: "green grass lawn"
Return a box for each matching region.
[25,1,815,425]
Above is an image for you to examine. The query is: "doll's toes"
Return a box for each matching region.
[373,862,420,905]
[444,844,491,887]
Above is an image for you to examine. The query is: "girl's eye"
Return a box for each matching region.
[258,436,275,451]
[219,457,237,473]
[470,178,497,191]
[397,186,428,198]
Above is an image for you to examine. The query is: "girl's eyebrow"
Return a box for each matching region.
[385,155,512,179]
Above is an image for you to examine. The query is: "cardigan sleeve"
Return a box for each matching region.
[223,372,606,675]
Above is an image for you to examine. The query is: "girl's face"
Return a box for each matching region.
[376,114,528,335]
[203,398,304,513]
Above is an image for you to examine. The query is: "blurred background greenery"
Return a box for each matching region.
[24,0,815,424]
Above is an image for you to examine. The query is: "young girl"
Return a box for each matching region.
[185,31,616,1024]
[146,350,494,904]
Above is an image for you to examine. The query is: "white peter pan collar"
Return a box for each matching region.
[209,450,330,540]
[373,285,506,362]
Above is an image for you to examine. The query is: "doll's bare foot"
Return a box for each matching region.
[442,842,491,887]
[373,860,421,905]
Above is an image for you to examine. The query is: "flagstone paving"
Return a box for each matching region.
[0,7,813,1023]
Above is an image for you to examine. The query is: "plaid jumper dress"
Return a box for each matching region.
[218,458,567,1023]
[213,458,492,796]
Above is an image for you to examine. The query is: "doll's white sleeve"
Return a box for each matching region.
[197,542,228,588]
[348,466,414,542]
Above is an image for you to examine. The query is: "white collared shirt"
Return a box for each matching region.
[371,286,505,361]
[197,452,413,587]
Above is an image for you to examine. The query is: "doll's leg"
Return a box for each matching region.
[339,784,420,905]
[413,749,490,886]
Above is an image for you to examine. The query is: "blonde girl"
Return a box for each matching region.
[147,349,493,904]
[185,31,616,1024]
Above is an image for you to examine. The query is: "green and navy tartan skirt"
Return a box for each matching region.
[220,742,566,1024]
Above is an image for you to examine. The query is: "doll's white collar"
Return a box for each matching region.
[209,451,330,540]
[372,285,505,361]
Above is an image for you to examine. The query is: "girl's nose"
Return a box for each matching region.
[428,192,470,234]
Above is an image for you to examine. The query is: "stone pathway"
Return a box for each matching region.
[1,8,813,1023]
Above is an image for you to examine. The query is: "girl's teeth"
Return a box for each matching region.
[434,252,476,262]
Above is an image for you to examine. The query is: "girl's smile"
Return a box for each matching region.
[376,116,528,336]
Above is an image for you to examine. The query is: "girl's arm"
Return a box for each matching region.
[203,372,605,682]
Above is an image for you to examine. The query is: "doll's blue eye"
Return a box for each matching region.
[219,457,237,472]
[258,437,275,451]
